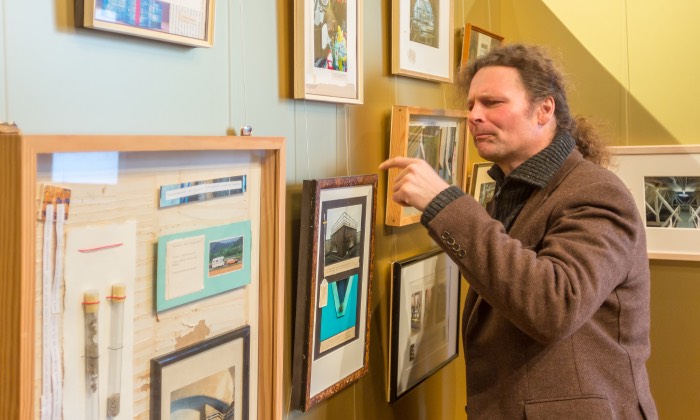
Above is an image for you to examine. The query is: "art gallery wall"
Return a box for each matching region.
[1,0,699,418]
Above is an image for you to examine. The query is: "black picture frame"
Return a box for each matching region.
[388,249,461,402]
[150,326,250,420]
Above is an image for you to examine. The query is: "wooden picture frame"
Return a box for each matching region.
[388,249,460,402]
[0,133,285,420]
[460,24,503,68]
[385,105,469,226]
[469,162,495,208]
[610,144,700,261]
[293,0,364,103]
[151,326,250,420]
[75,0,216,47]
[392,0,454,82]
[292,175,378,411]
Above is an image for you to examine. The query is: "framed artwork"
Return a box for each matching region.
[1,134,286,420]
[75,0,215,47]
[151,326,250,420]
[291,175,378,411]
[388,249,460,402]
[392,0,454,82]
[460,24,504,68]
[609,144,700,261]
[156,221,252,312]
[293,0,363,103]
[469,162,495,208]
[385,105,469,226]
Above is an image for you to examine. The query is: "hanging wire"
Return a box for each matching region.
[304,100,312,180]
[345,104,350,175]
[238,0,249,125]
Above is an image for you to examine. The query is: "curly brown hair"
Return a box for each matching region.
[457,43,609,167]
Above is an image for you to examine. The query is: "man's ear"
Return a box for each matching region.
[537,97,555,125]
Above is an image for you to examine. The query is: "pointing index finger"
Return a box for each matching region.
[378,157,416,170]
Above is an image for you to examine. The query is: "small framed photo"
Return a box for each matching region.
[291,175,378,411]
[385,105,469,226]
[460,24,504,68]
[388,249,460,402]
[610,144,700,261]
[156,221,251,312]
[75,0,216,47]
[150,326,250,420]
[469,162,495,208]
[293,0,363,103]
[391,0,454,82]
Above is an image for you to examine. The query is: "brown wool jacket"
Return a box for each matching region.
[426,150,658,419]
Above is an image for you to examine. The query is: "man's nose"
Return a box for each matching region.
[468,103,483,124]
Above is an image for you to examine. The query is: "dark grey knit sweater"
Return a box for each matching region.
[421,131,576,232]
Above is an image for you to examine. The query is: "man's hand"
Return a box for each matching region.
[379,157,450,212]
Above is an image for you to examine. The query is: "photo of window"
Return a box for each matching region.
[386,106,469,226]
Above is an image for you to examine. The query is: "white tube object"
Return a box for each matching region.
[107,283,126,417]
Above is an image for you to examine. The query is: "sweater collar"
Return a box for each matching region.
[487,131,576,188]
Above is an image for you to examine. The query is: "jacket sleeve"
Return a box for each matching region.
[425,174,644,345]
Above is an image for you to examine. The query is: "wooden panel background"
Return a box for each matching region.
[0,134,285,420]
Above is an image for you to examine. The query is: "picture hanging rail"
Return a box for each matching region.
[75,0,216,47]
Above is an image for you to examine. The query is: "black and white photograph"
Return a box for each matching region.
[388,249,460,402]
[643,176,700,229]
[610,145,700,260]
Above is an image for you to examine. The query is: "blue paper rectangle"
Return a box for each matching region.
[156,221,252,312]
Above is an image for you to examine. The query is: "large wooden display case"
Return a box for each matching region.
[0,132,285,419]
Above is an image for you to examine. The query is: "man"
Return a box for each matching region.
[380,44,657,419]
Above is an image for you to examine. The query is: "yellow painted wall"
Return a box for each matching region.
[502,1,700,418]
[288,1,700,418]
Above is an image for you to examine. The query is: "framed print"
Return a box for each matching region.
[385,105,469,226]
[388,249,460,402]
[392,0,454,82]
[469,162,495,208]
[0,133,285,419]
[151,326,250,420]
[291,175,377,411]
[156,221,252,312]
[610,144,700,261]
[460,24,504,68]
[75,0,215,47]
[294,0,363,103]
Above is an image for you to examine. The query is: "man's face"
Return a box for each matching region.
[467,66,552,174]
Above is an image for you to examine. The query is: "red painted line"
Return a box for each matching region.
[78,243,124,253]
